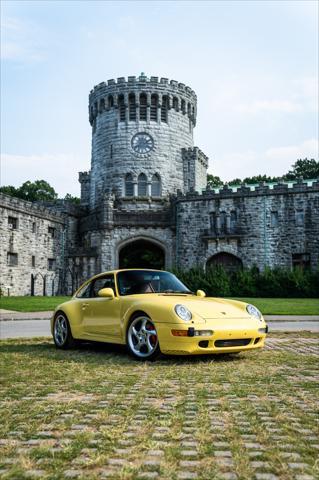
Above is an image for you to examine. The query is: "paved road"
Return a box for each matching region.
[0,318,318,339]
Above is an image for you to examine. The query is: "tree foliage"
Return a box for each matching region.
[0,180,80,204]
[0,180,58,202]
[207,158,319,187]
[283,158,319,180]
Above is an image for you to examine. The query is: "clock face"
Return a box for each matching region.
[131,132,154,154]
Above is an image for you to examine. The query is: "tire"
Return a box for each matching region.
[126,314,160,361]
[53,312,76,349]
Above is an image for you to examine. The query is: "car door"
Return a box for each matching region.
[82,274,121,339]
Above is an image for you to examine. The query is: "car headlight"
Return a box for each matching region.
[246,304,262,320]
[175,304,192,321]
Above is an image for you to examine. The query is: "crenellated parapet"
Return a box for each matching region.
[0,193,65,223]
[175,178,319,201]
[88,74,197,126]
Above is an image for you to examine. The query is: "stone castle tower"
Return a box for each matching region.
[79,74,208,208]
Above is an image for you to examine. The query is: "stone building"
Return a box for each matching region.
[0,74,318,296]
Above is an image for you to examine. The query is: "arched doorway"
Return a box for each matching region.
[206,252,243,272]
[119,239,165,269]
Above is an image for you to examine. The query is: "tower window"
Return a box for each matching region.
[125,173,134,197]
[138,173,147,196]
[108,95,114,108]
[140,93,147,121]
[8,216,18,230]
[48,258,56,271]
[151,174,161,197]
[295,210,304,226]
[181,99,186,114]
[230,210,237,230]
[150,94,158,121]
[271,211,278,227]
[32,222,36,233]
[173,97,178,111]
[118,94,125,122]
[129,93,136,121]
[32,256,35,267]
[7,252,18,266]
[161,95,168,123]
[48,226,55,238]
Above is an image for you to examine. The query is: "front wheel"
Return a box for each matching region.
[127,315,160,361]
[53,313,75,349]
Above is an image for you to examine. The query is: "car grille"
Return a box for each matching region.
[214,339,251,348]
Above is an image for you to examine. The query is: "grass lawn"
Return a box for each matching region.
[0,335,318,479]
[1,295,318,315]
[0,296,71,312]
[230,297,319,315]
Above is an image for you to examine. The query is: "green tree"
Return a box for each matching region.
[0,185,19,196]
[283,158,319,180]
[207,174,223,188]
[0,180,57,201]
[18,180,58,201]
[64,193,81,204]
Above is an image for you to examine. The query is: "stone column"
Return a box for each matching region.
[226,214,231,234]
[124,93,129,125]
[146,92,151,123]
[147,182,152,196]
[133,182,138,197]
[158,93,162,125]
[215,214,221,235]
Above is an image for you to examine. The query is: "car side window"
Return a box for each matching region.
[91,275,116,298]
[76,283,92,298]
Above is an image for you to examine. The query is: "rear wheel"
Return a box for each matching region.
[127,315,160,360]
[53,313,75,349]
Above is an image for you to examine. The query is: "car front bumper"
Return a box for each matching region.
[156,321,267,355]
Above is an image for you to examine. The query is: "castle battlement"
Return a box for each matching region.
[175,178,319,201]
[0,193,65,222]
[88,75,197,126]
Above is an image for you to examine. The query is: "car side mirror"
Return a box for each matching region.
[98,288,115,298]
[196,289,206,297]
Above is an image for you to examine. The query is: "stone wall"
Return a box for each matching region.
[175,180,319,271]
[0,194,66,296]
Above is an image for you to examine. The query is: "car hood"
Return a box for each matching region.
[179,297,252,319]
[130,294,254,320]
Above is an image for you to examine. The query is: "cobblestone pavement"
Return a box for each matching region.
[0,337,318,479]
[265,337,319,356]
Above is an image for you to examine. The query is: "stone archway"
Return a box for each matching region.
[206,252,243,272]
[119,239,165,269]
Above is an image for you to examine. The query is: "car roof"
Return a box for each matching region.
[89,268,166,280]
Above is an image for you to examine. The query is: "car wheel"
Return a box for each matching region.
[127,315,160,361]
[53,313,75,349]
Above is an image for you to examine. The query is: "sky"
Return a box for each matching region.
[1,0,318,197]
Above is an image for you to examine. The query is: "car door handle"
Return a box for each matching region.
[82,303,89,309]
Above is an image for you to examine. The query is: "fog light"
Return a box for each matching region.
[258,327,267,333]
[195,330,213,337]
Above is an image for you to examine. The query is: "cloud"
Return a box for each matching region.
[1,16,45,62]
[1,153,86,197]
[237,99,303,114]
[212,138,319,180]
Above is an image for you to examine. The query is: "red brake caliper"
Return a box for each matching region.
[146,322,157,346]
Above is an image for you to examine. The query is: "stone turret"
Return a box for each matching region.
[85,74,202,209]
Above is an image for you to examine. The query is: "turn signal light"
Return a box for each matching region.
[171,330,188,337]
[171,329,214,337]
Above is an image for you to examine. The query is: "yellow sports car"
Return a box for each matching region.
[51,269,268,360]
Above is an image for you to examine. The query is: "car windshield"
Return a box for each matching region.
[117,270,192,296]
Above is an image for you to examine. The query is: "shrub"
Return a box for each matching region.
[171,266,319,298]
